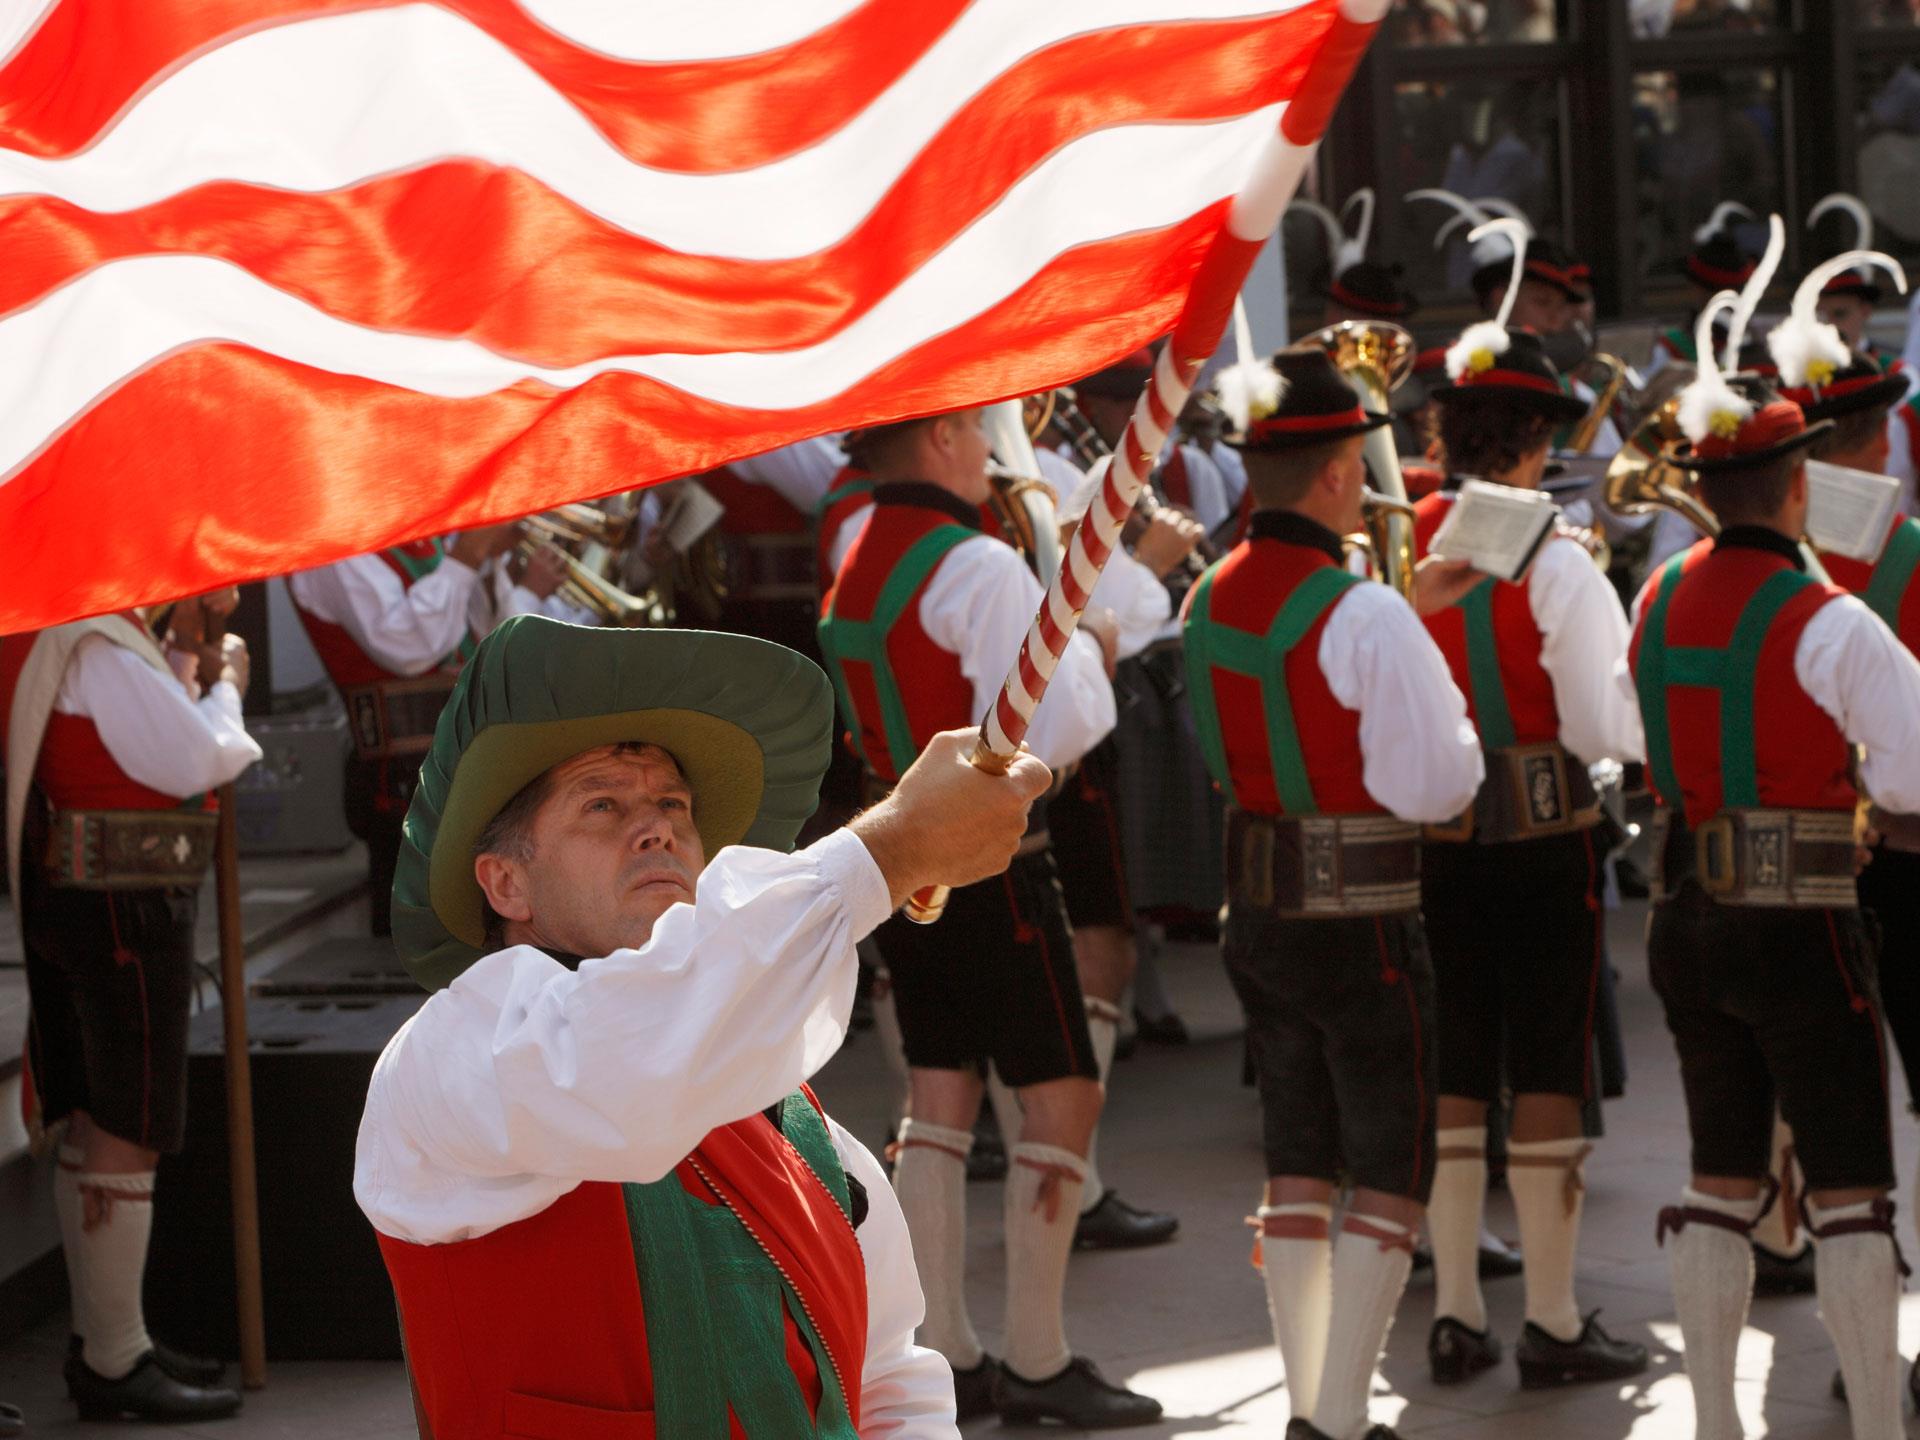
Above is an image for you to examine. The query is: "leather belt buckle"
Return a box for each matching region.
[1238,816,1275,911]
[1425,811,1473,843]
[1298,818,1341,911]
[1738,810,1792,905]
[1694,815,1739,898]
[1516,746,1570,831]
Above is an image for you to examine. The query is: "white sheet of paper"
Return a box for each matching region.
[1805,461,1900,563]
[1427,479,1559,583]
[661,480,726,555]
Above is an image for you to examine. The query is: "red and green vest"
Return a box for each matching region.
[1181,515,1380,816]
[812,468,875,589]
[1655,326,1695,365]
[295,540,474,690]
[816,495,979,784]
[1412,492,1561,750]
[1628,535,1854,827]
[379,1089,866,1440]
[1821,514,1920,656]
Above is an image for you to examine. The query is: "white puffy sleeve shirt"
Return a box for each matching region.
[1318,583,1485,823]
[287,551,480,676]
[353,828,956,1437]
[53,637,262,796]
[1527,534,1646,765]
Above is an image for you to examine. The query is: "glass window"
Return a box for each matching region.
[1857,58,1920,257]
[1628,0,1782,37]
[1631,68,1782,289]
[1387,0,1563,45]
[1388,79,1565,301]
[1857,0,1920,25]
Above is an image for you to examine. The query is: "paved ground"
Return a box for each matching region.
[2,898,1917,1438]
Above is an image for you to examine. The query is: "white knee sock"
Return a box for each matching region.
[1808,1198,1903,1440]
[74,1171,156,1380]
[1750,1117,1807,1259]
[1004,1142,1087,1382]
[985,1067,1024,1153]
[1508,1136,1590,1342]
[1429,1126,1488,1331]
[868,965,910,1132]
[1314,1214,1416,1440]
[891,1119,983,1369]
[1256,1202,1332,1419]
[1079,997,1122,1215]
[1664,1188,1760,1440]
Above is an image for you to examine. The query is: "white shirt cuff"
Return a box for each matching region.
[811,826,893,940]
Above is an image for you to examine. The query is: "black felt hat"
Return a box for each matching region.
[1433,327,1590,425]
[1684,231,1759,290]
[1319,260,1419,320]
[1470,239,1585,306]
[1222,347,1390,453]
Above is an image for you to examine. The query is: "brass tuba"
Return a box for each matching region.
[1600,375,1721,541]
[1301,321,1417,597]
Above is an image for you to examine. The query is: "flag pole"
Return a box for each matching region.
[905,0,1388,923]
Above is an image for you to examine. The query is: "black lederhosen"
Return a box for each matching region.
[873,847,1098,1089]
[1223,902,1439,1203]
[1421,827,1604,1104]
[1046,738,1134,934]
[21,873,198,1154]
[1860,845,1920,1111]
[1649,880,1893,1191]
[343,755,419,938]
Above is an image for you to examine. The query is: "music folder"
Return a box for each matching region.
[1804,461,1901,564]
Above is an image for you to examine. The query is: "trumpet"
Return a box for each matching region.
[1302,321,1417,598]
[1566,353,1631,456]
[515,504,664,627]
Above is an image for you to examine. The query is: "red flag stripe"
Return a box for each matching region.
[0,12,1322,363]
[0,206,1221,629]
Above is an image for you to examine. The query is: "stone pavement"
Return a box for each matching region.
[2,900,1916,1438]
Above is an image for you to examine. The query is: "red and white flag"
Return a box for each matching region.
[0,0,1371,631]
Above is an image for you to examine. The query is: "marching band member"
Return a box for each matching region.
[817,409,1159,1427]
[1625,363,1920,1440]
[1416,312,1649,1389]
[1288,189,1421,331]
[1647,203,1760,375]
[355,614,1049,1439]
[1074,351,1247,540]
[2,595,261,1421]
[699,436,845,652]
[1183,347,1484,1440]
[288,526,530,935]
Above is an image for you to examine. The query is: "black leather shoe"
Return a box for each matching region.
[68,1335,226,1394]
[1281,1421,1400,1439]
[1751,1242,1817,1297]
[951,1354,1000,1422]
[1132,1009,1189,1046]
[1074,1192,1178,1251]
[70,1353,242,1422]
[1515,1312,1649,1390]
[996,1356,1162,1428]
[1428,1316,1501,1384]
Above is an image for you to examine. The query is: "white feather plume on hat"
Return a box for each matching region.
[1442,218,1530,381]
[1693,200,1755,246]
[1677,292,1753,445]
[1408,189,1531,270]
[1768,248,1908,389]
[1215,358,1287,433]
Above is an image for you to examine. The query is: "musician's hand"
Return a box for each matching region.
[450,524,520,567]
[520,544,568,600]
[1135,510,1205,578]
[1411,555,1484,616]
[217,634,252,698]
[851,730,1052,907]
[198,586,241,625]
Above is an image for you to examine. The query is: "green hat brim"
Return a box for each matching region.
[392,618,834,991]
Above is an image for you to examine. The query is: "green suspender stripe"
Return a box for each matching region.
[1865,521,1920,632]
[816,524,976,778]
[1660,327,1696,363]
[387,540,476,666]
[1184,564,1362,815]
[1635,555,1818,809]
[814,477,875,519]
[1456,578,1516,749]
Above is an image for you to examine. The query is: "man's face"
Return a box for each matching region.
[1500,278,1574,336]
[482,743,706,958]
[928,408,994,505]
[1329,434,1370,535]
[1816,294,1873,348]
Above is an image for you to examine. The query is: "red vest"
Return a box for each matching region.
[1159,447,1193,511]
[378,1092,866,1440]
[294,543,464,691]
[1628,537,1854,825]
[817,499,979,783]
[705,465,810,538]
[1895,402,1920,497]
[1413,492,1560,749]
[1182,525,1379,816]
[812,469,874,590]
[1822,514,1920,656]
[0,625,210,812]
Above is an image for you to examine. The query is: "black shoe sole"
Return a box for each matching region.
[76,1399,243,1423]
[1429,1349,1499,1386]
[1517,1357,1649,1391]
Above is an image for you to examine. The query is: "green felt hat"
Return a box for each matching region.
[391,615,834,990]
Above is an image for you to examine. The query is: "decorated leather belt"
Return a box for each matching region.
[341,675,459,762]
[860,771,1051,858]
[1425,742,1601,845]
[1652,808,1857,909]
[1869,805,1920,856]
[44,809,217,890]
[1226,809,1421,918]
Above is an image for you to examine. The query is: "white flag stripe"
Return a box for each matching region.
[0,0,1303,258]
[0,107,1278,480]
[518,0,867,62]
[0,0,54,72]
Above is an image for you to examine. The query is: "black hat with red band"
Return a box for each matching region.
[1432,327,1589,426]
[1672,376,1832,476]
[1319,260,1419,320]
[1776,353,1907,424]
[1224,348,1389,454]
[1470,239,1586,307]
[1684,231,1759,291]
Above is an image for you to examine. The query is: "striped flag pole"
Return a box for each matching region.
[905,0,1388,923]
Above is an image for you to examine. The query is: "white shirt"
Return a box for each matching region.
[1888,393,1919,517]
[730,437,846,514]
[1618,558,1920,814]
[288,551,481,677]
[1317,582,1485,822]
[918,534,1116,770]
[53,637,262,796]
[1030,449,1174,656]
[353,829,957,1437]
[1162,440,1241,538]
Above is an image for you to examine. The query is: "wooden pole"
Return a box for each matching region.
[215,782,268,1388]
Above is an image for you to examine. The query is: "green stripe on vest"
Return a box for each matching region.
[1864,520,1920,633]
[1660,327,1696,364]
[1456,578,1517,749]
[817,524,976,777]
[814,478,875,520]
[622,1093,856,1440]
[1635,556,1817,810]
[1183,563,1362,815]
